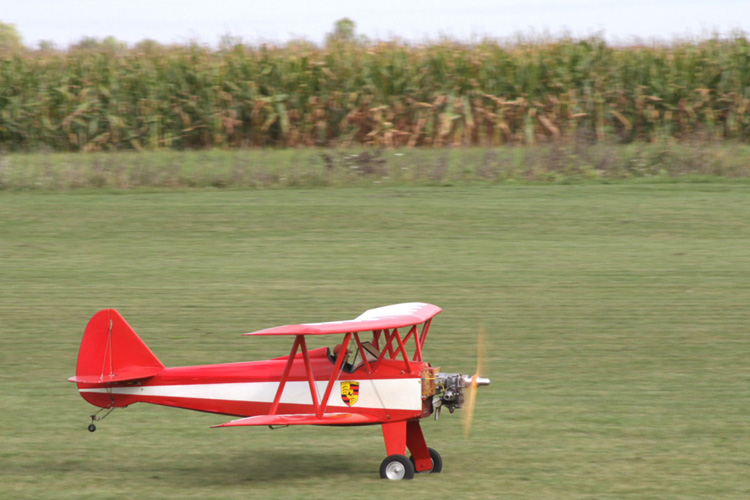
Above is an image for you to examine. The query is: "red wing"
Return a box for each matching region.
[212,413,382,427]
[244,302,442,336]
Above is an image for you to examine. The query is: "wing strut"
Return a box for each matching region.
[299,336,320,411]
[354,332,391,421]
[317,332,352,418]
[376,328,413,374]
[353,333,374,374]
[270,335,326,416]
[394,329,412,373]
[414,319,432,361]
[269,335,302,415]
[400,325,421,362]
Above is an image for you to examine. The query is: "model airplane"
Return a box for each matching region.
[69,303,490,480]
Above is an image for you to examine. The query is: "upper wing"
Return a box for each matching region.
[244,302,442,336]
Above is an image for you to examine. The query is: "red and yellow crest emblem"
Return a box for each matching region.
[340,381,360,407]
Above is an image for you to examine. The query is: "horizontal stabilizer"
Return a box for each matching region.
[213,412,382,428]
[67,367,161,384]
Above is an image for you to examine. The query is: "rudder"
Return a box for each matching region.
[69,309,164,385]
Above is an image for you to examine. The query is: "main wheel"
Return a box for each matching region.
[410,447,443,473]
[379,454,415,480]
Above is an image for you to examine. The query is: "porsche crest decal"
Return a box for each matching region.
[340,381,360,406]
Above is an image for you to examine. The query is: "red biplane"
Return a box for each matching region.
[69,303,489,480]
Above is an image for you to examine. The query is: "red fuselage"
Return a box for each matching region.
[78,347,429,424]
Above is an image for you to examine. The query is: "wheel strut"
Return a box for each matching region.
[87,406,114,432]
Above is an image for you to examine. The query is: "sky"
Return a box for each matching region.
[3,0,750,48]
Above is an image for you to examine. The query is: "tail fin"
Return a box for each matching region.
[69,309,164,384]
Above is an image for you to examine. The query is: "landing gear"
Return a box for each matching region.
[86,406,114,432]
[380,455,415,480]
[410,447,442,473]
[380,420,440,480]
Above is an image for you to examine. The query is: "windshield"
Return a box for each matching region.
[329,341,380,373]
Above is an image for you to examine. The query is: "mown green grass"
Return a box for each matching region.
[1,184,749,499]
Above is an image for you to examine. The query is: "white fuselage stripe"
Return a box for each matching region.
[80,378,422,411]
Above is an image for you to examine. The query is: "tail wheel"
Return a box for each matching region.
[379,454,415,480]
[409,447,443,473]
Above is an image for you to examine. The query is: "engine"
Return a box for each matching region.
[431,371,490,419]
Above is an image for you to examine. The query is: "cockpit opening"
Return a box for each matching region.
[328,341,380,373]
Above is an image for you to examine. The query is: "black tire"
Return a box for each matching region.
[379,454,415,480]
[427,448,443,473]
[410,447,443,473]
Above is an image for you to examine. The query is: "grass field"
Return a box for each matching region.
[3,144,750,191]
[1,183,749,499]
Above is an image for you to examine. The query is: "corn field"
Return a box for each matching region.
[1,35,750,151]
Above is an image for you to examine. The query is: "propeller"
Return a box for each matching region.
[462,325,489,438]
